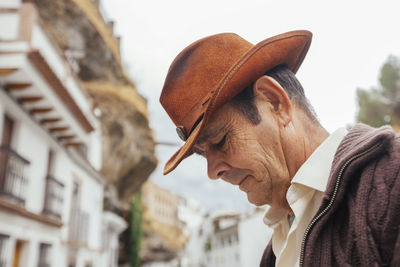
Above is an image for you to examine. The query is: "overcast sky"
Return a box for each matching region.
[101,0,400,212]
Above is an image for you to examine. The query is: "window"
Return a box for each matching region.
[0,114,14,193]
[37,243,51,267]
[1,114,14,147]
[46,150,54,176]
[69,182,80,242]
[43,150,64,218]
[0,115,29,206]
[43,175,64,218]
[68,180,89,245]
[77,144,88,158]
[0,234,10,267]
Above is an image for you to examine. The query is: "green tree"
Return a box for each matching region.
[356,55,400,127]
[130,191,143,267]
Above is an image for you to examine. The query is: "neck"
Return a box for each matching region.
[302,120,329,161]
[280,115,328,215]
[284,114,329,180]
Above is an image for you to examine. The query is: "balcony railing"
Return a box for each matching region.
[69,209,89,245]
[43,175,64,219]
[0,146,30,205]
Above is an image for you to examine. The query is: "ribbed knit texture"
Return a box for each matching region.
[260,124,400,267]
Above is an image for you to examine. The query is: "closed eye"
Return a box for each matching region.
[215,134,227,148]
[193,133,227,156]
[193,147,204,156]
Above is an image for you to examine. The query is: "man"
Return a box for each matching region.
[159,30,400,266]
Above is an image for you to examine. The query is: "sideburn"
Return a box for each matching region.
[230,85,262,125]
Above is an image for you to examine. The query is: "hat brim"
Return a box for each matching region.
[164,30,312,175]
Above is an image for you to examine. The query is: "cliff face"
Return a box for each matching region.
[86,82,156,202]
[33,0,157,207]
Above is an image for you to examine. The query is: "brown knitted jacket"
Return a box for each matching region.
[260,124,400,267]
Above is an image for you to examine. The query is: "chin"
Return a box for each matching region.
[247,193,268,206]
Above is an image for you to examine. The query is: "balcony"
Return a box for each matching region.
[0,146,30,206]
[43,175,64,219]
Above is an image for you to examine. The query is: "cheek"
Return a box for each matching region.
[227,132,262,162]
[258,138,291,180]
[230,138,273,172]
[226,129,288,182]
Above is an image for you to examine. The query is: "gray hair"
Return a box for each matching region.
[229,65,318,125]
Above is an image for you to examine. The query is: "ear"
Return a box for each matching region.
[252,75,292,126]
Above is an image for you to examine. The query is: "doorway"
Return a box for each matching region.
[12,240,27,267]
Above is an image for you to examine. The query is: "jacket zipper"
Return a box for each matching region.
[299,142,381,267]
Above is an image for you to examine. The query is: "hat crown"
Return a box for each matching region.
[160,33,253,133]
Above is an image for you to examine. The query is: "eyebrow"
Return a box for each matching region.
[196,131,217,145]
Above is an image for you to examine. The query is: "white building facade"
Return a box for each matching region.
[183,209,273,267]
[0,1,126,267]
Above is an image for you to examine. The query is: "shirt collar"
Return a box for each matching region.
[291,127,348,192]
[264,127,348,226]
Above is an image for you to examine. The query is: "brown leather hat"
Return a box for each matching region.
[160,30,312,174]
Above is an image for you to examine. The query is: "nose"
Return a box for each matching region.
[206,152,231,180]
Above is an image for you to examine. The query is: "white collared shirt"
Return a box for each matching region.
[263,128,348,267]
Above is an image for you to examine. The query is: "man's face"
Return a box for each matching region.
[192,98,292,208]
